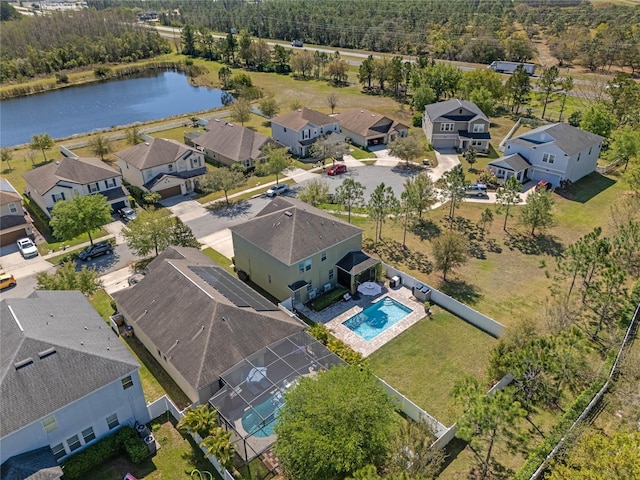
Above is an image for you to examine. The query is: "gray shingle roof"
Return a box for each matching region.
[488,153,531,172]
[424,99,489,123]
[510,123,604,156]
[111,247,304,393]
[231,197,363,265]
[0,446,63,480]
[0,291,139,437]
[21,157,119,196]
[335,109,408,138]
[115,138,198,170]
[0,178,21,205]
[191,121,275,163]
[271,108,336,131]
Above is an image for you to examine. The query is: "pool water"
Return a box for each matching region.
[240,390,284,438]
[343,297,413,341]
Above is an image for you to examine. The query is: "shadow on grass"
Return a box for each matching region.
[436,437,468,476]
[364,238,434,274]
[411,218,441,241]
[438,279,482,305]
[207,199,252,217]
[504,232,564,257]
[555,172,616,204]
[390,163,422,177]
[124,336,192,409]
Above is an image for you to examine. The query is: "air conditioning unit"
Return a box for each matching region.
[308,290,317,300]
[323,283,332,293]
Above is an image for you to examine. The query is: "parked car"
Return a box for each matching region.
[291,40,303,47]
[266,184,289,197]
[77,241,113,261]
[17,238,39,258]
[535,180,553,191]
[327,163,347,176]
[119,207,137,222]
[0,273,17,290]
[465,183,488,197]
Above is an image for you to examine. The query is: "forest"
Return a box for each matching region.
[89,0,640,72]
[0,8,170,82]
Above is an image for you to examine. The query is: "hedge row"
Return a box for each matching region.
[308,323,363,365]
[61,425,148,480]
[309,287,349,312]
[22,194,52,238]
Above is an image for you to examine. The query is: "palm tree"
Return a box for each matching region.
[200,427,235,468]
[177,404,218,438]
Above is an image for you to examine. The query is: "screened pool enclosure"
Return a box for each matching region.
[209,331,345,463]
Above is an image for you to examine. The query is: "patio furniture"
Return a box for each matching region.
[343,293,352,302]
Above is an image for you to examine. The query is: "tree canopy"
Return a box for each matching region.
[50,193,112,245]
[36,261,103,296]
[275,365,395,480]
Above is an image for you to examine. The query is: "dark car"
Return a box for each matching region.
[535,180,553,191]
[327,163,347,176]
[77,241,113,261]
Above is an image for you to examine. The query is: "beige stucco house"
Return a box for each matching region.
[335,108,409,148]
[230,197,379,306]
[116,138,206,199]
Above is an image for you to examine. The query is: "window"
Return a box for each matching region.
[192,158,200,168]
[440,123,454,132]
[268,275,272,284]
[8,202,18,214]
[306,283,313,292]
[542,153,556,164]
[51,443,66,461]
[67,435,81,452]
[104,178,116,188]
[121,375,133,390]
[283,127,287,133]
[329,269,334,280]
[168,164,174,172]
[51,192,66,203]
[472,124,485,133]
[321,251,327,262]
[106,413,119,430]
[472,140,483,147]
[298,262,304,274]
[42,415,58,433]
[88,183,99,193]
[304,259,312,271]
[82,426,96,443]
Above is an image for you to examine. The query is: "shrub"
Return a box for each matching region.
[309,287,349,311]
[124,435,149,464]
[94,66,112,79]
[55,73,69,84]
[22,194,52,237]
[412,113,423,127]
[308,323,363,365]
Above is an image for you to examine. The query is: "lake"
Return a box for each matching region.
[0,71,229,147]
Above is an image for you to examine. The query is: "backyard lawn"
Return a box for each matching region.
[368,309,498,426]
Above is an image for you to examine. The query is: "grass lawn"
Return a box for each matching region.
[348,146,376,160]
[91,417,221,480]
[201,247,234,274]
[368,310,498,426]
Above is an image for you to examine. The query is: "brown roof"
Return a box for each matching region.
[111,247,304,393]
[230,197,362,266]
[191,120,274,163]
[21,157,119,195]
[335,108,408,138]
[0,178,22,205]
[271,107,336,131]
[116,138,198,170]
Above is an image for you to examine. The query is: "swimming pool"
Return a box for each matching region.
[240,390,284,438]
[343,297,413,341]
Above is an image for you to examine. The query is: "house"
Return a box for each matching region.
[488,123,604,187]
[423,99,491,153]
[0,178,33,246]
[334,108,409,148]
[0,291,148,473]
[116,138,206,199]
[231,197,380,305]
[111,247,305,405]
[270,108,340,157]
[22,157,130,218]
[185,119,279,170]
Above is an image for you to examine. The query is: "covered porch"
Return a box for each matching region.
[488,153,530,183]
[336,251,380,294]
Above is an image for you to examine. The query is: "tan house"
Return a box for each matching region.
[423,99,491,153]
[0,179,33,246]
[231,197,379,306]
[111,247,305,405]
[335,108,409,148]
[185,119,279,170]
[22,157,130,218]
[116,138,206,199]
[271,108,340,157]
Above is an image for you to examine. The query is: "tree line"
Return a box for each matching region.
[0,9,170,82]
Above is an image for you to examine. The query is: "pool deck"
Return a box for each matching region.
[301,285,426,357]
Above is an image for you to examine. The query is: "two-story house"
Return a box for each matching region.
[231,197,380,306]
[270,108,340,157]
[0,178,33,246]
[185,119,280,170]
[116,138,206,199]
[334,108,409,148]
[22,157,130,217]
[488,123,604,187]
[423,99,491,153]
[0,291,149,476]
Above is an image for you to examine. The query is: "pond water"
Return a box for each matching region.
[0,71,228,147]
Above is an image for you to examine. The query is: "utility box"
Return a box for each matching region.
[413,283,431,302]
[389,276,401,288]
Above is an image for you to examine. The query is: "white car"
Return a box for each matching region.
[17,238,39,258]
[266,184,289,197]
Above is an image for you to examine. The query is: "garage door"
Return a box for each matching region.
[433,138,458,149]
[530,170,562,187]
[110,201,126,213]
[0,228,28,246]
[156,185,182,199]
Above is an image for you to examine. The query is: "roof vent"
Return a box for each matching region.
[15,358,33,370]
[284,211,293,217]
[50,313,54,317]
[39,347,56,359]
